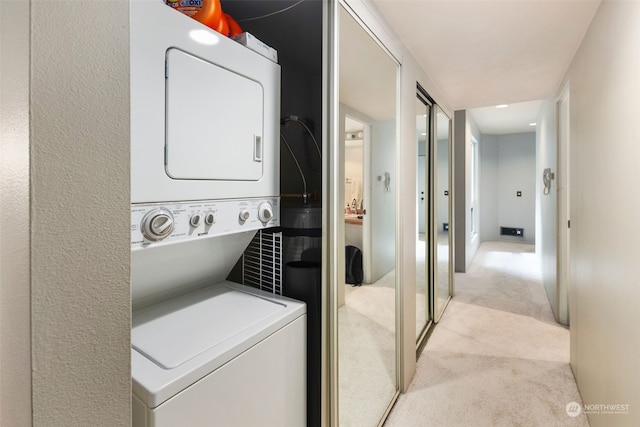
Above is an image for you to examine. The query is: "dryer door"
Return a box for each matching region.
[165,48,264,181]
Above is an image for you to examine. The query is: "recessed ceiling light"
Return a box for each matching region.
[421,133,427,136]
[496,104,509,109]
[529,122,536,126]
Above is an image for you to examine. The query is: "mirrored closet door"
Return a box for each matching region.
[416,93,432,342]
[434,106,452,320]
[336,4,399,426]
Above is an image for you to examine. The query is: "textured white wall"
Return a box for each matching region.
[565,2,640,425]
[30,1,131,425]
[0,1,32,425]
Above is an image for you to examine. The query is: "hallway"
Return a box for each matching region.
[385,241,588,426]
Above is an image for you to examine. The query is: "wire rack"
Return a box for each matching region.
[242,230,282,295]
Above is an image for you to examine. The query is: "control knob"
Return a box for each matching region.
[204,212,215,226]
[258,202,274,223]
[141,208,174,241]
[239,209,250,222]
[190,214,201,227]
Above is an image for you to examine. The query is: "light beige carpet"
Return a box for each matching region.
[339,269,397,427]
[385,241,590,427]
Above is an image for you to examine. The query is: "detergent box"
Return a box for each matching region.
[232,32,278,63]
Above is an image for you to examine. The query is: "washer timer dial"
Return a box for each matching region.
[141,208,174,241]
[258,202,274,223]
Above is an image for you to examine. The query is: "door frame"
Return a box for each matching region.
[556,83,570,325]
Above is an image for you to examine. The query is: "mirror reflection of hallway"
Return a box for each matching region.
[435,106,452,320]
[337,5,399,426]
[416,93,432,342]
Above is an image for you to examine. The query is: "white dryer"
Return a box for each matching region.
[131,0,280,204]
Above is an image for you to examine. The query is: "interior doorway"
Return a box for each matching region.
[343,116,370,282]
[556,86,570,325]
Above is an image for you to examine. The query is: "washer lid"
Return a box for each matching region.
[132,284,285,369]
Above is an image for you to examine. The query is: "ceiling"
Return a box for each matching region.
[372,0,601,132]
[221,0,601,134]
[469,99,543,134]
[340,6,398,121]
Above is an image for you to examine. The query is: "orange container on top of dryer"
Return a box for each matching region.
[165,0,222,31]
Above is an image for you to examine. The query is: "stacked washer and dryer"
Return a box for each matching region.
[130,2,306,426]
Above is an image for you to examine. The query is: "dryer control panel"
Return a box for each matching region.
[131,198,279,249]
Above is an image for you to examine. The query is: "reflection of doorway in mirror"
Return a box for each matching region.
[344,117,365,259]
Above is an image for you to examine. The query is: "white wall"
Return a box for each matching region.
[454,110,481,272]
[563,2,640,425]
[536,100,560,322]
[0,1,32,425]
[369,120,396,282]
[29,2,131,425]
[480,133,536,244]
[498,133,536,243]
[480,134,499,241]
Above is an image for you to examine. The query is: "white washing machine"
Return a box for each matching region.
[130,2,305,425]
[131,281,306,427]
[130,203,307,426]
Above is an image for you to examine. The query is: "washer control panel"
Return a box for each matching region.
[131,198,279,249]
